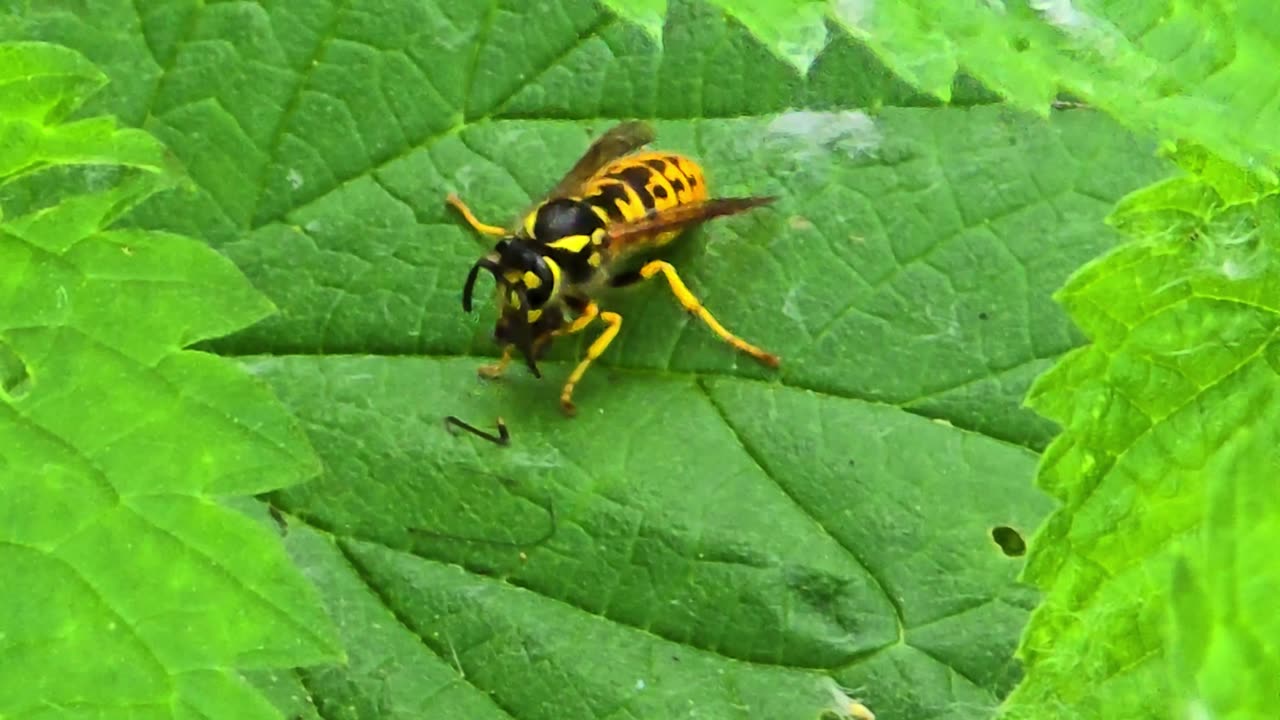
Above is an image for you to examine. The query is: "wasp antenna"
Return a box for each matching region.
[444,415,511,446]
[461,263,481,312]
[462,258,502,313]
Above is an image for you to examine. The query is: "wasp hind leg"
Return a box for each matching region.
[623,260,781,367]
[446,193,507,237]
[559,310,622,416]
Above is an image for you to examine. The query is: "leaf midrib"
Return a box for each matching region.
[226,351,1045,452]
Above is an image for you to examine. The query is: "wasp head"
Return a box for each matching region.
[462,238,563,378]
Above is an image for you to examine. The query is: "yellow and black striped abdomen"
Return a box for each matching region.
[581,151,710,247]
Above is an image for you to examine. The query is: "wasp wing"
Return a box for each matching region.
[606,196,776,250]
[509,121,656,229]
[545,121,655,200]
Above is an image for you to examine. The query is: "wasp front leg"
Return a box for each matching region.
[478,346,514,379]
[559,309,622,416]
[446,193,508,237]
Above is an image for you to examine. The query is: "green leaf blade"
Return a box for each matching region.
[0,40,106,123]
[598,0,667,45]
[835,1,1280,179]
[1006,164,1280,718]
[4,3,1197,718]
[0,40,340,718]
[1171,416,1280,720]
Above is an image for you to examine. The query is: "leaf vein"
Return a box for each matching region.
[247,0,351,228]
[696,379,907,639]
[331,538,522,720]
[810,190,1077,346]
[484,14,617,120]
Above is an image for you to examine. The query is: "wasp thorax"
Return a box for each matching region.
[530,198,606,240]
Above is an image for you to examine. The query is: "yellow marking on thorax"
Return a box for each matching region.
[522,205,540,238]
[545,256,563,296]
[548,234,591,253]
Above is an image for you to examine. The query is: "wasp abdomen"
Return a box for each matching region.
[582,152,710,245]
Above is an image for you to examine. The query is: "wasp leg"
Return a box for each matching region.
[635,260,781,367]
[555,301,600,337]
[481,332,558,379]
[446,192,508,237]
[479,346,514,379]
[560,310,622,416]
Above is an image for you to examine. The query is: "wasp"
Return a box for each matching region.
[448,121,780,415]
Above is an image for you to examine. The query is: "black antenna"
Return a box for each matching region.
[462,258,499,312]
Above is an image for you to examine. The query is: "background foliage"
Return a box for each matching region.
[0,41,340,719]
[3,1,1274,719]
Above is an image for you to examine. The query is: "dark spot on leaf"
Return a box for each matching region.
[978,311,989,320]
[1156,76,1182,99]
[1013,37,1030,52]
[0,342,30,401]
[267,502,289,535]
[991,526,1026,557]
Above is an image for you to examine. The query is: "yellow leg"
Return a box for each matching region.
[479,346,513,379]
[446,192,507,237]
[638,260,781,367]
[555,301,599,337]
[559,311,622,416]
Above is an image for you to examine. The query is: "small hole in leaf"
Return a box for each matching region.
[1,342,30,401]
[991,526,1026,557]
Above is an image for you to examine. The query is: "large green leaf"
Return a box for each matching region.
[1170,418,1280,720]
[0,42,340,718]
[600,0,831,72]
[2,2,1177,718]
[1002,156,1280,718]
[839,0,1280,176]
[613,1,1280,178]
